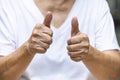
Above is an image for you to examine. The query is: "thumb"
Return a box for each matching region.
[71,17,80,36]
[43,12,52,28]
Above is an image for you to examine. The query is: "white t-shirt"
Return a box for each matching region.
[0,0,119,80]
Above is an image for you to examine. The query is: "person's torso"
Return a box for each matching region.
[1,0,100,80]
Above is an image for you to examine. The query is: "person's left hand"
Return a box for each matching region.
[67,17,90,62]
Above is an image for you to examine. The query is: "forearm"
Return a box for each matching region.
[83,46,120,80]
[0,42,35,80]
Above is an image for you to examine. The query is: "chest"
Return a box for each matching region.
[34,0,75,28]
[15,0,96,49]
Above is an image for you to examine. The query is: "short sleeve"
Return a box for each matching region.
[95,0,120,51]
[0,1,16,56]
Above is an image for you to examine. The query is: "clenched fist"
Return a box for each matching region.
[67,17,90,62]
[27,12,53,54]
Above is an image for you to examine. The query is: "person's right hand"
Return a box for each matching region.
[27,12,53,55]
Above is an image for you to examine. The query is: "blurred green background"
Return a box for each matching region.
[107,0,120,46]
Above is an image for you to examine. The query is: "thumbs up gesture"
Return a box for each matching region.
[27,12,53,54]
[67,17,90,62]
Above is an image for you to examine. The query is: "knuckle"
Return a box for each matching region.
[67,45,71,51]
[43,43,50,49]
[35,24,43,28]
[49,29,53,36]
[35,24,40,28]
[46,36,52,44]
[31,37,37,43]
[46,45,50,49]
[84,34,88,37]
[47,36,52,41]
[79,34,88,40]
[49,38,53,44]
[38,41,49,50]
[34,24,40,30]
[32,30,36,34]
[67,39,72,45]
[32,29,39,36]
[50,31,53,36]
[68,52,72,56]
[82,34,88,39]
[34,24,44,33]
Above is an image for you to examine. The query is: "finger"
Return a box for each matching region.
[70,57,82,62]
[43,11,52,28]
[35,45,46,53]
[67,35,82,45]
[67,42,89,52]
[31,32,52,45]
[68,50,88,59]
[33,38,50,49]
[67,43,85,52]
[34,25,53,36]
[71,17,80,36]
[36,33,52,44]
[68,50,84,57]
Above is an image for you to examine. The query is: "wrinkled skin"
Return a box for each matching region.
[27,12,53,54]
[67,17,90,62]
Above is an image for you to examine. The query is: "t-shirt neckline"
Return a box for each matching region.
[30,0,79,31]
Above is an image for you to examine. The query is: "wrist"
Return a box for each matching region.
[83,45,94,62]
[23,41,36,56]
